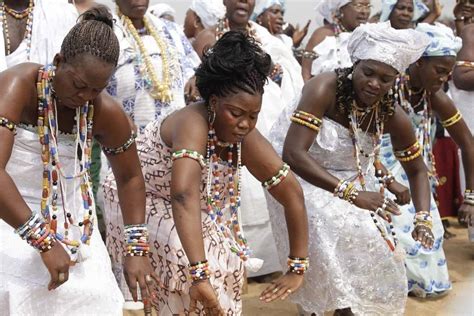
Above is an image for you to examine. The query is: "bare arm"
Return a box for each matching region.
[193,28,217,60]
[301,27,334,82]
[453,25,474,91]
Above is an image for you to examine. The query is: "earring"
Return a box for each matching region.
[208,106,216,125]
[347,72,353,80]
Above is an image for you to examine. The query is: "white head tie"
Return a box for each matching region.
[315,0,351,24]
[190,0,226,28]
[380,0,429,23]
[149,4,176,19]
[416,23,462,57]
[251,0,285,20]
[347,22,430,73]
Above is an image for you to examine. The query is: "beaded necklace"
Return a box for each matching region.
[348,100,399,251]
[119,10,174,103]
[0,0,34,57]
[205,126,250,260]
[37,66,95,254]
[215,18,257,41]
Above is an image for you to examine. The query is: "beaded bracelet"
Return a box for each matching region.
[440,110,463,128]
[382,173,395,186]
[464,189,474,206]
[413,211,433,230]
[290,110,323,132]
[0,116,16,133]
[15,213,56,252]
[394,141,422,162]
[287,256,309,275]
[124,224,150,257]
[293,48,318,60]
[189,260,211,283]
[102,132,137,155]
[172,149,206,168]
[456,61,474,69]
[270,63,283,85]
[262,163,290,190]
[333,180,359,204]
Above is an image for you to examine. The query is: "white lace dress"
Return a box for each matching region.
[266,111,408,315]
[0,126,124,315]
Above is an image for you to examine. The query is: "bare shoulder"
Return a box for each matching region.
[193,28,217,58]
[461,24,474,41]
[304,72,337,100]
[306,25,335,49]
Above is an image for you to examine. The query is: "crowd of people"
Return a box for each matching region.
[0,0,472,315]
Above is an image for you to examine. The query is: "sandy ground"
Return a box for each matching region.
[125,219,474,316]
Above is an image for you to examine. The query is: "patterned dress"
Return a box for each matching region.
[102,120,244,315]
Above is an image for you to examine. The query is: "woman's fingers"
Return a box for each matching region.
[259,282,279,300]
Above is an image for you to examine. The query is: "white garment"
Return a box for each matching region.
[240,22,304,277]
[0,127,123,315]
[311,32,352,76]
[0,0,78,70]
[266,108,408,314]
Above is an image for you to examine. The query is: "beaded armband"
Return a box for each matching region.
[0,116,16,133]
[172,149,206,168]
[270,63,283,85]
[456,61,474,69]
[262,163,290,190]
[440,110,463,128]
[102,132,137,155]
[189,260,211,283]
[333,180,359,204]
[287,256,309,275]
[15,213,56,252]
[413,211,433,230]
[464,189,474,206]
[124,224,150,257]
[293,49,318,60]
[290,110,323,132]
[394,141,422,162]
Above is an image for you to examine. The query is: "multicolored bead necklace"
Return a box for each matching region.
[216,18,258,41]
[37,65,95,254]
[205,125,250,260]
[0,0,34,56]
[119,10,175,103]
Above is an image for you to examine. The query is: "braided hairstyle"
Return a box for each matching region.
[195,31,272,103]
[60,5,119,66]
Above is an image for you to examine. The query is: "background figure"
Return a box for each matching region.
[69,0,96,13]
[453,0,473,34]
[0,0,78,70]
[149,3,176,22]
[184,0,226,42]
[301,0,371,82]
[379,0,440,29]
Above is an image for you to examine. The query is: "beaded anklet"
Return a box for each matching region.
[287,256,309,275]
[290,110,322,132]
[262,163,290,190]
[124,224,150,257]
[0,116,16,133]
[189,260,211,283]
[172,149,206,168]
[394,141,422,162]
[15,213,56,252]
[440,110,463,128]
[102,132,137,155]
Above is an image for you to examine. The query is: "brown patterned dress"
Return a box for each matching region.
[102,120,244,315]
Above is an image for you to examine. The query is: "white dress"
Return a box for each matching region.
[0,126,124,315]
[266,108,408,315]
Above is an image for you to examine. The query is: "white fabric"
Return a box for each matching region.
[266,107,408,314]
[315,0,351,23]
[380,0,429,23]
[449,81,474,133]
[240,21,304,277]
[348,22,430,73]
[149,3,176,19]
[416,23,462,57]
[190,0,226,28]
[311,31,352,75]
[278,33,293,49]
[0,0,78,71]
[0,127,123,315]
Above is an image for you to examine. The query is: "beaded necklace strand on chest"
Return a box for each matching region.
[37,66,95,253]
[0,0,34,57]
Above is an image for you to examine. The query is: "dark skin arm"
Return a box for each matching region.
[430,90,474,224]
[193,28,217,60]
[453,24,474,91]
[241,128,308,302]
[301,26,334,82]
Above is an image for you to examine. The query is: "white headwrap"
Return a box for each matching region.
[190,0,226,28]
[347,22,430,73]
[315,0,351,24]
[416,23,462,57]
[149,3,176,19]
[379,0,429,23]
[251,0,285,21]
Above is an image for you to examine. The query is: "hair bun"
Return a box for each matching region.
[79,4,114,29]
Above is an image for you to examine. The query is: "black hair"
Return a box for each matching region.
[195,31,272,103]
[60,5,119,65]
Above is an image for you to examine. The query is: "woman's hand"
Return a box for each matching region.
[259,272,304,302]
[387,181,411,205]
[123,256,159,303]
[189,281,224,316]
[292,20,311,48]
[458,203,474,226]
[40,242,71,291]
[412,224,435,249]
[184,76,201,104]
[353,191,401,220]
